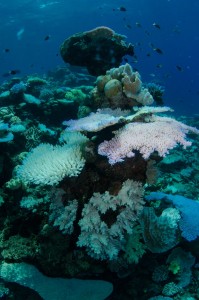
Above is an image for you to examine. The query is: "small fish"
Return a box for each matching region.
[153,48,163,54]
[123,58,129,63]
[125,24,132,29]
[176,65,183,71]
[135,22,142,28]
[146,53,151,57]
[10,69,21,75]
[4,48,10,53]
[2,69,21,77]
[44,35,50,41]
[153,22,161,29]
[156,64,163,68]
[119,6,127,11]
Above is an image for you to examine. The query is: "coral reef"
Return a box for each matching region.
[0,262,113,300]
[60,26,134,76]
[77,180,144,260]
[0,46,199,300]
[98,115,199,164]
[0,122,14,143]
[140,207,181,253]
[91,63,154,109]
[146,192,199,241]
[16,143,86,185]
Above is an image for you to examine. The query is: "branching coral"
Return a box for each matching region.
[50,199,78,234]
[98,116,199,164]
[77,179,144,260]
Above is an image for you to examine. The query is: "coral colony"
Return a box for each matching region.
[0,27,199,299]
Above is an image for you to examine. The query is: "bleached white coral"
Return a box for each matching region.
[126,106,173,122]
[62,106,173,133]
[59,131,89,146]
[16,143,85,185]
[63,111,122,132]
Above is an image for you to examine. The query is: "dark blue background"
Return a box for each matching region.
[0,0,198,115]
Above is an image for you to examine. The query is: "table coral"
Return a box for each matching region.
[98,116,199,164]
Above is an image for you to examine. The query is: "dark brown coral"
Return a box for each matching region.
[60,26,134,76]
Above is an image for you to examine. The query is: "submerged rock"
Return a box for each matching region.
[60,26,134,76]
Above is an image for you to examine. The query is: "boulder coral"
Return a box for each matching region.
[91,63,154,109]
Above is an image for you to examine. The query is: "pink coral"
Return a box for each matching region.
[98,116,199,164]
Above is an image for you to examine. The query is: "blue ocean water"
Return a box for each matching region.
[0,0,199,116]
